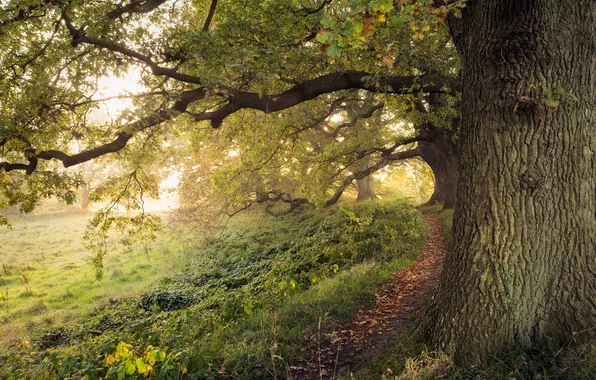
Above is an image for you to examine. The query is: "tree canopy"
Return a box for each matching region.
[0,0,461,214]
[3,0,592,367]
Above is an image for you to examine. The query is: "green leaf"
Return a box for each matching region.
[316,30,335,44]
[125,360,136,375]
[390,14,413,26]
[117,365,126,380]
[136,358,150,375]
[243,300,253,316]
[342,19,364,35]
[370,0,394,13]
[320,15,335,29]
[326,44,342,58]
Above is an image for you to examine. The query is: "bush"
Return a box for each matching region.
[1,199,427,379]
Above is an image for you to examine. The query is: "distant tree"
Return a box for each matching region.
[176,92,432,215]
[355,157,377,202]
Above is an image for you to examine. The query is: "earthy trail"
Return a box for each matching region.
[291,213,447,379]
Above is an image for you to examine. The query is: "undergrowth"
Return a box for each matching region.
[346,343,595,379]
[345,208,595,380]
[0,199,427,379]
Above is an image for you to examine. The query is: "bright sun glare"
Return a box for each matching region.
[85,69,181,211]
[88,69,144,123]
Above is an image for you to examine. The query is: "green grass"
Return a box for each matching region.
[0,212,186,353]
[0,199,429,379]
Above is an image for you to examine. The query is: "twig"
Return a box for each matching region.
[333,340,341,379]
[318,316,323,380]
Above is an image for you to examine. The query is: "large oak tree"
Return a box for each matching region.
[427,0,596,363]
[0,0,593,364]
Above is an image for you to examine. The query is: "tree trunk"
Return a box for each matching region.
[123,200,132,216]
[356,175,376,202]
[81,182,91,212]
[255,172,268,203]
[419,137,457,209]
[429,0,596,364]
[356,157,376,202]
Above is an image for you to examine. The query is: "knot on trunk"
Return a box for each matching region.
[491,30,537,65]
[514,96,538,115]
[520,168,543,191]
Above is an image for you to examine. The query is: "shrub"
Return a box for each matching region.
[1,200,427,379]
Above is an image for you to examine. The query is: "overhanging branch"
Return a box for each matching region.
[1,88,206,173]
[106,0,169,19]
[193,71,461,128]
[1,65,458,174]
[62,13,202,84]
[0,162,29,173]
[258,191,312,217]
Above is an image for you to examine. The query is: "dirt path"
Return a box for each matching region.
[291,213,447,379]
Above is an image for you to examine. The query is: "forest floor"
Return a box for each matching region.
[292,212,447,379]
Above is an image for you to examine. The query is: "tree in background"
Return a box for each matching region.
[176,91,435,216]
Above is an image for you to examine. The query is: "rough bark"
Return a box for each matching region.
[429,0,596,364]
[419,137,457,209]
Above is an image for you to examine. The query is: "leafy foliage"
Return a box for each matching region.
[0,0,459,213]
[0,200,427,379]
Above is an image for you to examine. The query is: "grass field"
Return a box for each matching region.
[2,203,591,379]
[0,200,430,378]
[0,212,187,353]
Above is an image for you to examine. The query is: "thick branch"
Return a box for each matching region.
[257,191,312,217]
[0,162,29,172]
[324,148,421,207]
[1,88,206,173]
[265,198,311,217]
[1,66,457,174]
[194,71,461,128]
[202,0,218,31]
